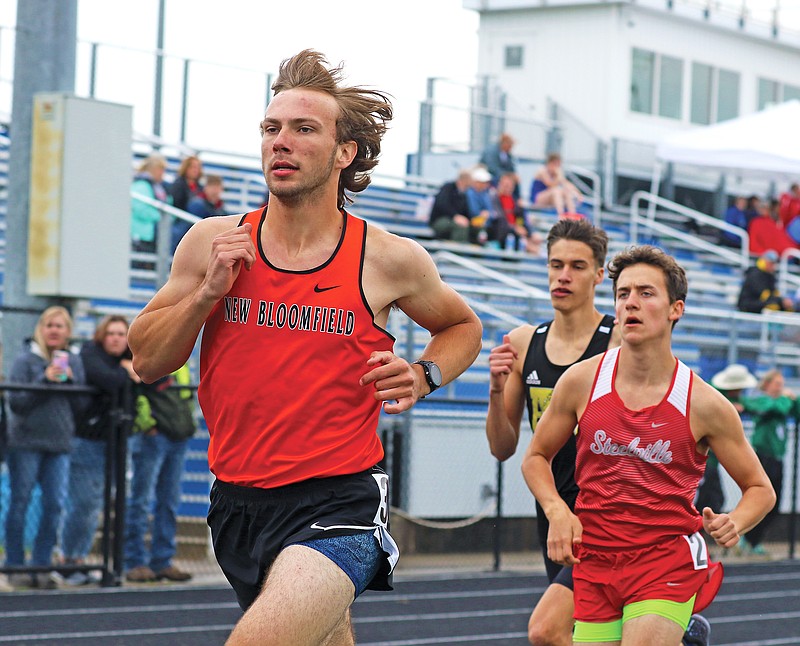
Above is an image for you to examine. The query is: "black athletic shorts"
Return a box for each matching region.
[207,466,399,610]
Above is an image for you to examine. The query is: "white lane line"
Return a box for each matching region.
[0,625,235,643]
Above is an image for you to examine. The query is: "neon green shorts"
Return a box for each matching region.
[573,596,695,643]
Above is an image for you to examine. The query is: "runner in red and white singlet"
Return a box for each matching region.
[521,245,775,645]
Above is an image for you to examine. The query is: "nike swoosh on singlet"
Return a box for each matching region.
[651,422,667,428]
[314,284,340,293]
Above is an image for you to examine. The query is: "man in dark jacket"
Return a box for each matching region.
[429,169,473,243]
[737,249,794,313]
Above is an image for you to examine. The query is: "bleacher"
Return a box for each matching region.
[3,136,800,524]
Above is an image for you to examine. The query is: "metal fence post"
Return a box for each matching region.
[789,417,798,559]
[493,459,504,572]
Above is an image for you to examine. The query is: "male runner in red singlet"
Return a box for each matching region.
[521,245,775,646]
[128,50,482,646]
[486,218,620,645]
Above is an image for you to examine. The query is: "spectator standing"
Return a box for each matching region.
[480,133,519,195]
[703,364,759,515]
[124,364,196,583]
[736,250,794,313]
[530,153,584,218]
[737,369,794,556]
[168,155,204,212]
[4,306,87,589]
[60,315,140,585]
[720,196,748,248]
[465,166,496,245]
[131,154,172,253]
[428,169,472,244]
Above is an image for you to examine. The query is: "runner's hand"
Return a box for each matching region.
[201,223,256,302]
[702,507,739,548]
[488,334,517,394]
[360,351,419,414]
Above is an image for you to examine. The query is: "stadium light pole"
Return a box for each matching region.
[153,0,166,144]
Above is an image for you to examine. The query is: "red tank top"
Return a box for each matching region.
[576,347,706,549]
[198,208,394,488]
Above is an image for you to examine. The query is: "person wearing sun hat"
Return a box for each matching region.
[700,364,759,515]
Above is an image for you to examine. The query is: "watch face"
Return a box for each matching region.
[428,362,443,388]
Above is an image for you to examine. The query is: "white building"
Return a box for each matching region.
[418,0,800,209]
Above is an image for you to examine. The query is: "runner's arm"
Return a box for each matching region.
[695,381,776,547]
[129,216,255,382]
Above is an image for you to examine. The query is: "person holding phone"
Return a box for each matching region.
[4,306,87,589]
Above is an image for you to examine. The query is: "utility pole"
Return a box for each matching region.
[3,0,78,365]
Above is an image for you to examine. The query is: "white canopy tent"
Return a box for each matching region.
[645,100,800,272]
[655,100,800,176]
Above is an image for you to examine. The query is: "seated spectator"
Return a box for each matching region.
[744,195,764,229]
[172,175,228,252]
[778,183,800,228]
[429,169,472,244]
[748,198,797,256]
[465,166,496,245]
[737,249,794,313]
[4,306,87,589]
[168,155,203,212]
[131,154,171,253]
[479,133,519,197]
[529,152,584,218]
[720,196,748,247]
[488,172,543,255]
[187,175,227,219]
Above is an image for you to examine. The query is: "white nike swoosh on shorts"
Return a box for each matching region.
[310,522,376,532]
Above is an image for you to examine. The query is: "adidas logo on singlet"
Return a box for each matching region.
[526,370,540,385]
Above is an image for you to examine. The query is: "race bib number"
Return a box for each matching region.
[683,531,709,570]
[372,472,390,528]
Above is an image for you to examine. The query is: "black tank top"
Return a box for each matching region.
[522,313,615,503]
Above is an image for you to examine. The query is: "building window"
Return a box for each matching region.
[758,79,800,108]
[504,45,524,69]
[658,55,683,119]
[758,78,780,110]
[631,49,683,119]
[716,69,740,122]
[690,64,740,124]
[631,48,655,114]
[691,63,713,125]
[785,84,800,102]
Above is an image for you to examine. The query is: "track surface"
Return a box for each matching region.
[1,560,798,645]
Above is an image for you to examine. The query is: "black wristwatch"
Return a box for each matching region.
[414,360,442,398]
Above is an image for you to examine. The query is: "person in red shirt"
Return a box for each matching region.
[748,198,797,256]
[521,245,775,645]
[128,49,483,646]
[778,183,800,228]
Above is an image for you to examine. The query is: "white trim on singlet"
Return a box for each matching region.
[591,346,620,402]
[667,360,691,416]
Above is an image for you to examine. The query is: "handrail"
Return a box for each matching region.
[568,163,602,227]
[630,191,749,271]
[433,250,550,300]
[778,248,800,296]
